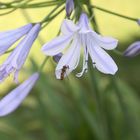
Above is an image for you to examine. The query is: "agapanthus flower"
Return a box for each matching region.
[42,13,118,79]
[0,23,40,83]
[0,72,39,117]
[65,0,74,17]
[123,41,140,57]
[0,24,33,55]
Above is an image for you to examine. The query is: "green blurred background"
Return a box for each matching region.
[0,0,140,140]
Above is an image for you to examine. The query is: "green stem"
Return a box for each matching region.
[87,4,110,138]
[40,4,64,25]
[88,65,109,140]
[38,57,49,72]
[21,9,44,46]
[0,8,16,16]
[20,9,50,73]
[0,0,60,9]
[3,0,26,5]
[24,0,64,8]
[74,0,84,21]
[10,0,31,9]
[41,6,65,28]
[5,48,14,54]
[90,4,138,22]
[65,79,101,140]
[35,88,49,139]
[86,0,99,33]
[113,49,123,56]
[112,78,140,140]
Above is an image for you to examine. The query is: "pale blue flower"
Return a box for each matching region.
[66,0,74,17]
[0,72,39,117]
[42,13,118,79]
[0,24,33,55]
[0,24,40,83]
[124,41,140,57]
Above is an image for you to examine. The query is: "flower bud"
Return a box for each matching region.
[123,41,140,57]
[0,72,39,117]
[66,0,74,18]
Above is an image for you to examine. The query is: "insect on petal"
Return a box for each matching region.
[55,37,81,79]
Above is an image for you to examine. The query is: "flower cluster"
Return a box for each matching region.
[0,23,40,83]
[0,24,40,116]
[0,0,139,117]
[42,13,118,79]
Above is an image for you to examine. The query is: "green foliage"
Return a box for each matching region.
[1,57,140,140]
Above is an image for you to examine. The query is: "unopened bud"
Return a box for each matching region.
[123,41,140,57]
[66,0,74,18]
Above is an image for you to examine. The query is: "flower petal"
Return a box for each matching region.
[42,34,73,56]
[0,24,40,83]
[12,24,41,69]
[61,19,79,35]
[87,37,118,75]
[76,47,88,77]
[55,36,81,79]
[0,73,39,117]
[0,24,33,55]
[91,31,118,50]
[78,14,118,50]
[76,35,88,77]
[78,13,91,34]
[78,13,90,30]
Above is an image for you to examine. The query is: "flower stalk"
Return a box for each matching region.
[90,4,138,22]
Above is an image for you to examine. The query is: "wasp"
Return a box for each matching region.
[60,65,69,80]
